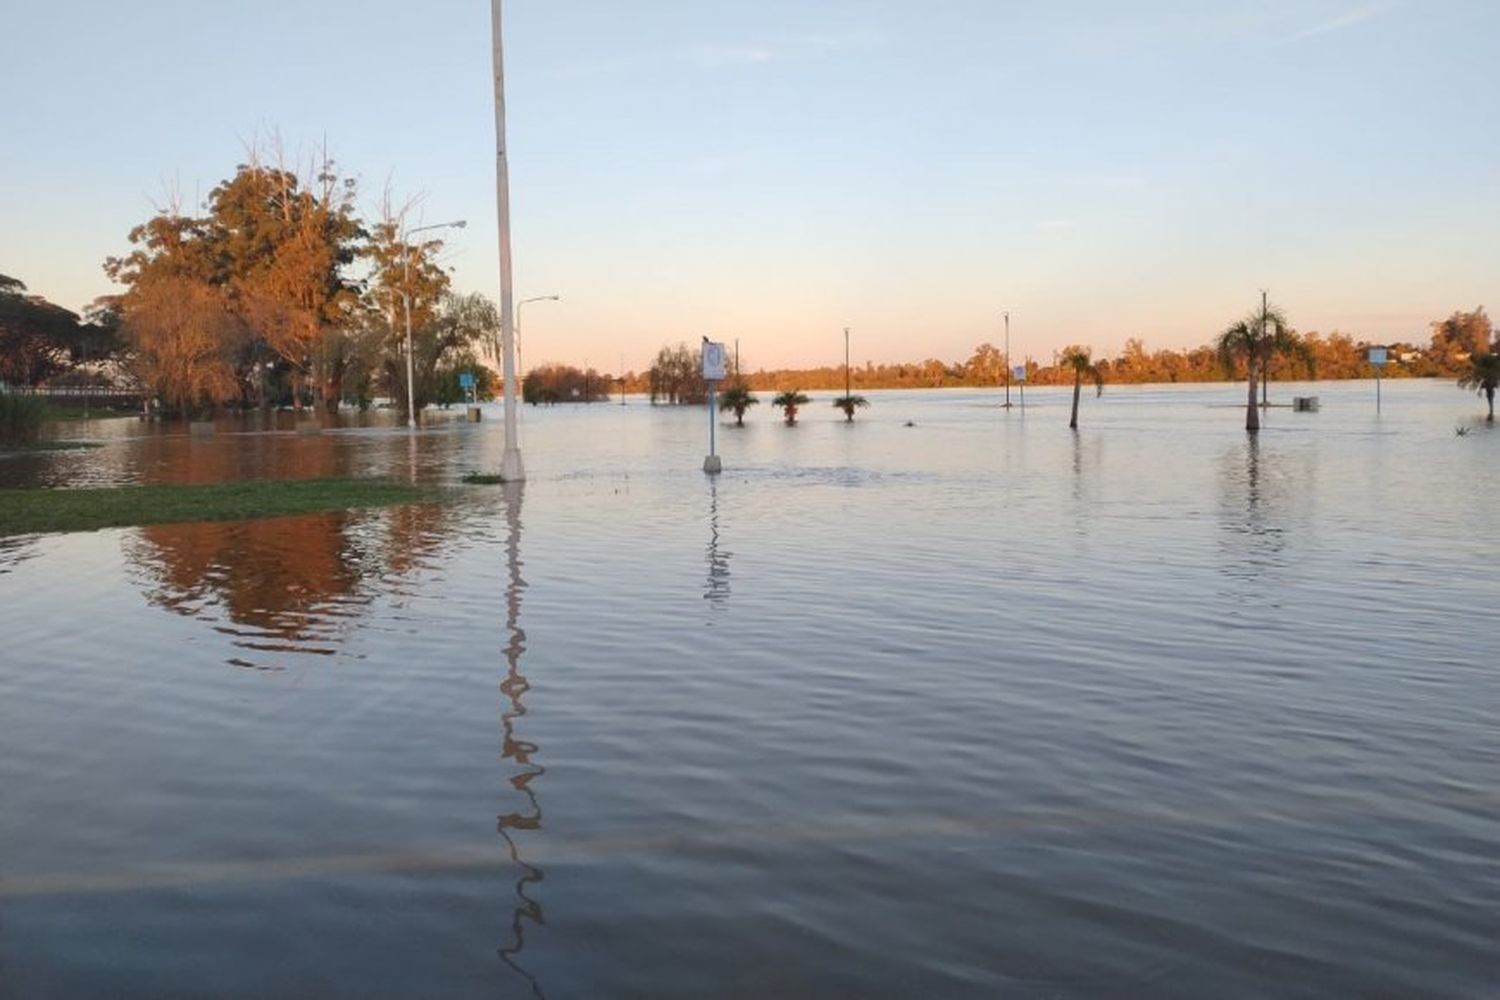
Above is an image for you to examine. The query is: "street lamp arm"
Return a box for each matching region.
[514,294,561,380]
[408,219,467,236]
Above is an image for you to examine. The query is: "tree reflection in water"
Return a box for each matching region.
[1215,436,1314,605]
[495,483,546,999]
[125,500,454,669]
[1219,436,1286,585]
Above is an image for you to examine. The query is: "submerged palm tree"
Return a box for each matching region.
[772,389,809,425]
[832,394,869,421]
[718,382,759,426]
[1060,346,1104,430]
[1218,300,1298,432]
[1458,351,1500,422]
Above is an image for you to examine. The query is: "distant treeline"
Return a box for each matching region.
[620,309,1491,398]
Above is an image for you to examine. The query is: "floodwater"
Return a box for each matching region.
[1,381,1497,998]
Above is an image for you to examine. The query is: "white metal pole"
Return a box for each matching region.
[493,0,524,482]
[403,250,416,429]
[1004,311,1011,408]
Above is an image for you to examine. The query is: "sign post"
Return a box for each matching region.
[1012,362,1027,412]
[701,339,727,473]
[459,370,481,421]
[1367,345,1388,413]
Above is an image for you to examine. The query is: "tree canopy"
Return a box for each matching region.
[0,274,88,385]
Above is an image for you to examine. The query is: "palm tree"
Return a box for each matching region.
[1218,318,1261,432]
[832,394,868,421]
[1458,351,1500,422]
[772,389,809,425]
[718,382,759,426]
[1218,300,1296,432]
[1212,301,1284,434]
[1060,346,1104,430]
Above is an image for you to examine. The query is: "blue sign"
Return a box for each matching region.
[458,372,477,389]
[1011,364,1027,382]
[1367,347,1388,366]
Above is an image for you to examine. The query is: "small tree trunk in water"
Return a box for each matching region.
[1245,359,1260,433]
[1070,372,1081,429]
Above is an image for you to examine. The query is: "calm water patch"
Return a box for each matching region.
[1,381,1497,997]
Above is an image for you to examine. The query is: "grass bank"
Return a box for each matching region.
[0,477,438,536]
[0,441,103,455]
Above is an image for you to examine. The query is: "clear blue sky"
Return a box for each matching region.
[2,0,1496,369]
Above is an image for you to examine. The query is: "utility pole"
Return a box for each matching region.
[403,253,416,428]
[1261,288,1270,409]
[844,327,851,399]
[1003,311,1011,408]
[493,0,523,481]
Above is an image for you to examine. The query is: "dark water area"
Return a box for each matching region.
[2,381,1497,998]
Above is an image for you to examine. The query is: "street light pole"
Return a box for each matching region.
[401,219,466,429]
[492,0,524,481]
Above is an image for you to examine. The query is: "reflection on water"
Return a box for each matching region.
[0,535,38,575]
[0,407,483,491]
[1068,430,1100,538]
[495,483,546,998]
[1215,437,1317,604]
[704,479,731,614]
[124,502,457,669]
[126,514,364,666]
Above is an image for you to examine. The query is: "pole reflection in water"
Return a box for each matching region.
[704,478,731,615]
[1214,435,1319,613]
[496,482,546,998]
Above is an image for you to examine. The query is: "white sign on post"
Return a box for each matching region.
[701,340,728,381]
[1011,363,1027,383]
[701,339,727,474]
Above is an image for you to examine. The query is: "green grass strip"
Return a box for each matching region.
[2,441,103,454]
[0,477,438,536]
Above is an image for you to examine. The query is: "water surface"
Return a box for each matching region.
[2,381,1497,997]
